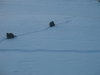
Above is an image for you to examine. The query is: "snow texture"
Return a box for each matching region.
[0,0,100,75]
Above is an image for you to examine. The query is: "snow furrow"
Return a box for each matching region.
[0,49,100,53]
[0,38,7,43]
[17,27,50,37]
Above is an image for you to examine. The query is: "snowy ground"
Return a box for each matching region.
[0,0,100,75]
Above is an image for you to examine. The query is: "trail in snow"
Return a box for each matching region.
[17,27,50,37]
[0,49,100,53]
[0,19,71,44]
[0,27,50,44]
[16,19,71,37]
[56,18,72,25]
[0,38,7,43]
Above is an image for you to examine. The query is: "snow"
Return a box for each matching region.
[0,0,100,75]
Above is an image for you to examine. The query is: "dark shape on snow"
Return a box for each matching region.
[49,21,55,27]
[6,33,16,39]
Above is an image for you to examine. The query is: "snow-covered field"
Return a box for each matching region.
[0,0,100,75]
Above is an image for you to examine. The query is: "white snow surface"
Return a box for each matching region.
[0,0,100,75]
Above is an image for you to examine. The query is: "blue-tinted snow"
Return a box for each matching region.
[0,0,100,75]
